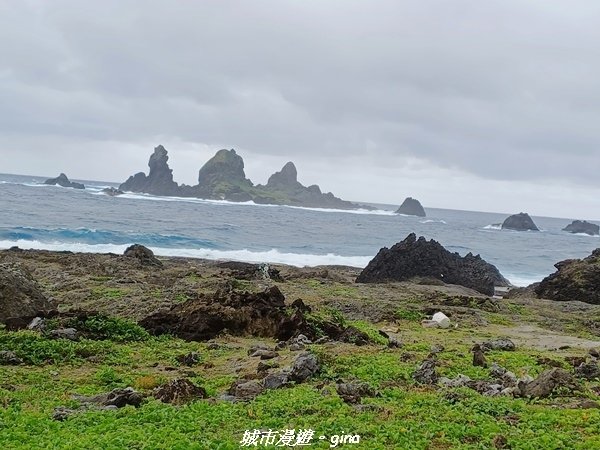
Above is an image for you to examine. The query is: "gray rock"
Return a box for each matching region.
[263,372,289,390]
[27,317,45,332]
[49,328,79,341]
[574,362,600,380]
[153,379,207,404]
[395,197,426,217]
[501,212,539,231]
[52,407,77,421]
[176,352,201,367]
[289,353,320,382]
[44,173,85,189]
[247,344,271,356]
[0,350,23,365]
[230,380,265,399]
[250,350,279,360]
[75,387,143,408]
[562,220,599,236]
[336,382,377,404]
[123,244,162,267]
[518,368,577,398]
[482,338,516,352]
[289,343,305,352]
[0,263,54,326]
[413,357,438,385]
[439,374,471,388]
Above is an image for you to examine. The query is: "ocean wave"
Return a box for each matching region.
[420,219,447,224]
[0,239,372,268]
[116,192,395,216]
[504,274,543,287]
[483,224,502,230]
[0,227,218,249]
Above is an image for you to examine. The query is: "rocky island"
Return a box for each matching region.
[501,212,539,231]
[395,197,426,217]
[44,173,85,190]
[562,220,599,236]
[120,146,365,210]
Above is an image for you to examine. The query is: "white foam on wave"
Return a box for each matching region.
[483,224,502,230]
[0,239,372,268]
[114,192,395,216]
[572,233,600,238]
[420,219,447,224]
[505,274,542,287]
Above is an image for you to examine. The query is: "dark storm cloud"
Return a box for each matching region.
[2,0,600,210]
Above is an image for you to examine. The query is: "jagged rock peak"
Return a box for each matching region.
[501,213,539,232]
[197,149,248,185]
[395,197,426,217]
[267,162,301,188]
[148,145,170,174]
[44,173,85,189]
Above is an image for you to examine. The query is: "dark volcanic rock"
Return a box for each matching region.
[44,173,85,189]
[501,213,539,231]
[266,162,303,190]
[140,286,308,341]
[518,368,577,398]
[102,187,124,197]
[563,220,599,236]
[153,379,207,404]
[356,233,510,296]
[535,249,600,304]
[120,145,180,195]
[195,149,253,200]
[0,263,55,326]
[123,244,162,267]
[395,197,426,217]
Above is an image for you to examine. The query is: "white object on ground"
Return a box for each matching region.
[431,312,451,329]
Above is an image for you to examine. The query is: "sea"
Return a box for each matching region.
[1,173,599,287]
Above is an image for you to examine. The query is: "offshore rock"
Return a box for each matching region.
[395,197,426,217]
[119,145,180,196]
[44,173,85,189]
[562,220,599,236]
[356,233,510,296]
[501,213,539,231]
[535,249,600,304]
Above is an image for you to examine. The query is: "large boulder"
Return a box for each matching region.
[395,197,426,217]
[501,213,539,231]
[140,286,308,341]
[120,145,180,196]
[44,173,85,189]
[0,263,55,326]
[356,233,510,296]
[563,220,599,236]
[535,249,600,304]
[123,244,162,267]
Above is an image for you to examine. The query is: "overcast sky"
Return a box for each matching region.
[2,0,600,218]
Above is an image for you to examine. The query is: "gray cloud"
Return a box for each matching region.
[2,0,600,216]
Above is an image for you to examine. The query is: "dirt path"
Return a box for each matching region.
[496,324,600,351]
